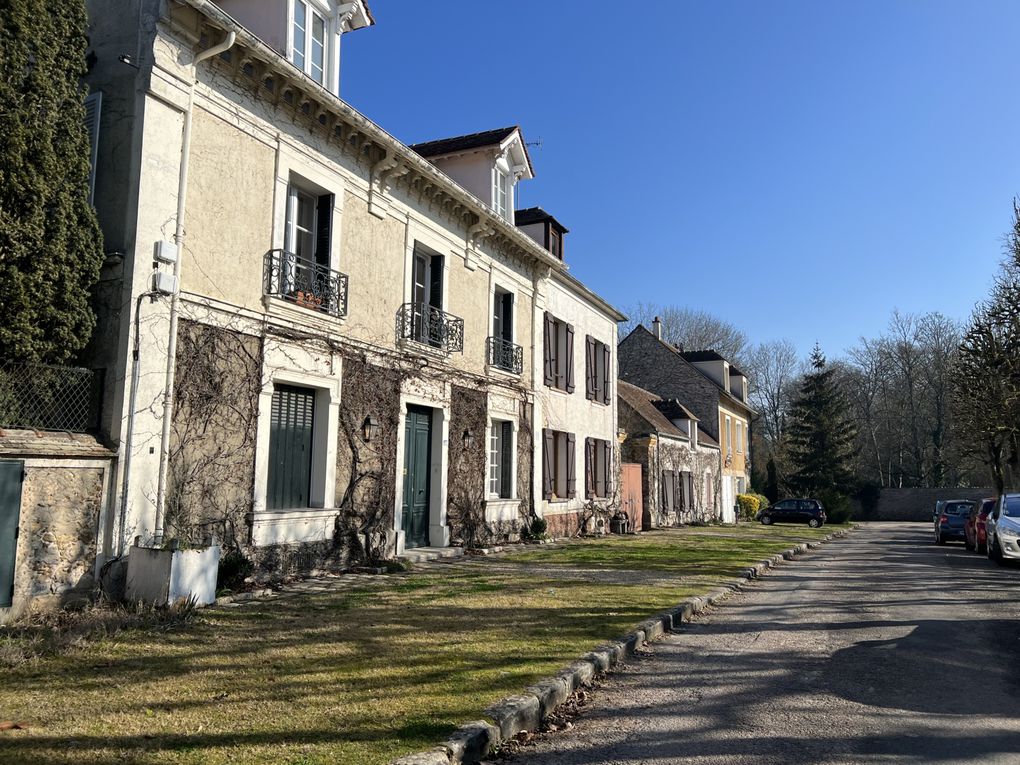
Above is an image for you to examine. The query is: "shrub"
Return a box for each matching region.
[817,489,853,524]
[736,494,760,521]
[217,550,254,591]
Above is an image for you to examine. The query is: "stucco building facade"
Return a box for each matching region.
[80,0,624,580]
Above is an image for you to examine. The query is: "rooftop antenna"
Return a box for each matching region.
[517,139,543,211]
[525,139,543,150]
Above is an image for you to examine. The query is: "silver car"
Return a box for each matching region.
[985,493,1020,565]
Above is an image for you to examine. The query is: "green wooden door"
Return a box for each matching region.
[267,385,315,510]
[402,406,432,549]
[0,460,24,608]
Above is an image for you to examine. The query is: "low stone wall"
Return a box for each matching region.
[853,487,994,522]
[0,429,115,623]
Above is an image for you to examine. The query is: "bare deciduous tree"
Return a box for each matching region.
[620,302,749,364]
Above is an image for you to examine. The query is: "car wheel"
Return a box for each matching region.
[988,537,998,560]
[965,537,974,551]
[808,518,822,528]
[936,533,946,545]
[978,541,987,554]
[761,515,773,525]
[992,540,1006,566]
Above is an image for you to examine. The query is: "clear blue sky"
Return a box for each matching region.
[342,1,1020,358]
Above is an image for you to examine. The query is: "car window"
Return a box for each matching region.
[945,503,973,515]
[774,501,794,510]
[798,500,816,510]
[1003,497,1020,518]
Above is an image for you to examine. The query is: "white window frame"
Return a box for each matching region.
[492,167,509,219]
[725,415,733,456]
[290,0,330,86]
[488,419,515,499]
[736,420,743,454]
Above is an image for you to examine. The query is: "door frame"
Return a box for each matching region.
[393,388,451,554]
[401,405,433,549]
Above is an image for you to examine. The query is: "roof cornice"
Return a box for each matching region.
[170,0,564,273]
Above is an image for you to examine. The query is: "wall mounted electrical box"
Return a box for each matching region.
[154,240,178,265]
[153,271,179,295]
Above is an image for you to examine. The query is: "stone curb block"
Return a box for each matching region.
[214,588,273,606]
[484,695,541,741]
[390,526,859,764]
[442,721,499,765]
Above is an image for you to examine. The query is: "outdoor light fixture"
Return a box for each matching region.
[362,415,380,442]
[462,428,475,448]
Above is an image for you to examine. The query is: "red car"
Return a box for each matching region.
[965,497,996,553]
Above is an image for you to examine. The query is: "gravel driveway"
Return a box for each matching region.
[506,522,1020,764]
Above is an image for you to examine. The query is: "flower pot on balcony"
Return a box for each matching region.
[125,541,220,607]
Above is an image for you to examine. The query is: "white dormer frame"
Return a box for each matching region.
[492,130,533,224]
[287,0,373,95]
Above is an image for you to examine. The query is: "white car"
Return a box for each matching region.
[985,493,1020,565]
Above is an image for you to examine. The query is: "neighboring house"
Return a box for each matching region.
[618,322,754,523]
[77,0,624,584]
[617,381,721,528]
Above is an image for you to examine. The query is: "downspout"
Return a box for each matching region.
[116,290,157,556]
[153,30,236,545]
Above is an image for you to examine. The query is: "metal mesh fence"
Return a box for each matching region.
[0,360,103,433]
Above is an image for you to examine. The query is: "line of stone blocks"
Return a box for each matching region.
[390,528,857,765]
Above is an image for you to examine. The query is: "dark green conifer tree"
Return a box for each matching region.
[786,346,857,497]
[0,0,104,363]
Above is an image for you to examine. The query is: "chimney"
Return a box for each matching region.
[652,317,662,340]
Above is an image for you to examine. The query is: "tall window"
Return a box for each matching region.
[736,421,743,454]
[725,415,733,455]
[489,421,513,499]
[292,1,326,85]
[585,336,611,404]
[543,312,575,393]
[286,184,333,267]
[585,437,612,498]
[493,168,509,218]
[542,429,576,500]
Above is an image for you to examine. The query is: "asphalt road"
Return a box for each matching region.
[507,522,1020,764]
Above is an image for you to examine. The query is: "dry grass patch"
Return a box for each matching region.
[0,571,697,765]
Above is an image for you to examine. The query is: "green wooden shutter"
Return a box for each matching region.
[500,421,513,498]
[267,386,315,510]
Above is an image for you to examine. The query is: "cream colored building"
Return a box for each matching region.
[82,0,624,576]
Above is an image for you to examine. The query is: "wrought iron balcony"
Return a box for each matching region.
[487,336,523,375]
[397,303,465,353]
[263,249,349,318]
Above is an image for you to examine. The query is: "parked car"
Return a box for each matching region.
[964,497,996,553]
[934,500,975,544]
[758,498,826,528]
[985,493,1020,565]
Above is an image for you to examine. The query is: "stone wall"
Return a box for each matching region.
[853,487,994,521]
[618,326,723,441]
[0,430,115,623]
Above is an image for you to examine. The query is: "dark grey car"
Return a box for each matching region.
[934,500,975,544]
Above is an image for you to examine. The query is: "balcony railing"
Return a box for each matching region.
[487,336,523,375]
[397,303,465,353]
[263,249,349,318]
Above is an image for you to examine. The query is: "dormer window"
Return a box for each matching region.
[493,167,510,219]
[292,0,327,85]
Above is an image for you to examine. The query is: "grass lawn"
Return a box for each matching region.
[0,523,849,765]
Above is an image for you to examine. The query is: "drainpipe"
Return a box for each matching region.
[152,30,236,546]
[116,290,157,556]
